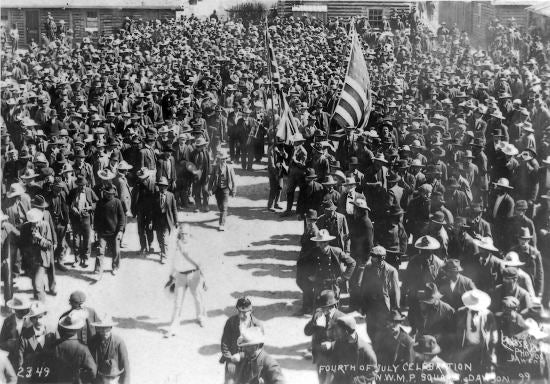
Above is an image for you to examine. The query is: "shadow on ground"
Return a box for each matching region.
[230,290,301,300]
[207,300,300,322]
[224,249,298,261]
[250,234,301,247]
[238,263,294,279]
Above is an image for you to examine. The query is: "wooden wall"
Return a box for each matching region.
[2,7,176,46]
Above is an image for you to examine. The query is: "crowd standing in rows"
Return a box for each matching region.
[0,6,550,384]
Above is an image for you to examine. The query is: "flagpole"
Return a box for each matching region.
[265,16,277,142]
[330,18,356,135]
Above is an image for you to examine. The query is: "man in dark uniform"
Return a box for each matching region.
[131,168,155,256]
[191,137,211,212]
[152,177,178,264]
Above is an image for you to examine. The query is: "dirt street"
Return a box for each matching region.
[2,164,319,383]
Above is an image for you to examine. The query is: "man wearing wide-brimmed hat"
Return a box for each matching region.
[191,136,211,212]
[152,176,177,263]
[453,289,497,377]
[360,245,400,341]
[490,267,533,315]
[19,208,55,301]
[316,199,350,253]
[234,326,284,384]
[510,227,543,300]
[302,229,356,305]
[55,310,97,383]
[68,175,98,268]
[18,301,57,378]
[209,149,237,231]
[131,167,156,256]
[304,289,345,382]
[0,296,31,367]
[94,184,126,276]
[414,335,457,383]
[487,177,515,249]
[89,313,130,384]
[373,309,414,367]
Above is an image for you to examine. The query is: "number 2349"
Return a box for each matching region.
[17,365,50,378]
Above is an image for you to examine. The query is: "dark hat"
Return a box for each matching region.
[31,195,49,209]
[454,216,471,228]
[305,209,318,220]
[431,211,446,225]
[349,156,359,165]
[74,149,86,158]
[156,176,169,186]
[322,199,337,211]
[317,290,338,308]
[516,200,528,210]
[304,168,317,180]
[387,172,401,183]
[102,184,117,195]
[388,205,404,216]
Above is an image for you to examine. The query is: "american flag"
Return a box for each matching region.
[332,25,372,131]
[276,93,298,145]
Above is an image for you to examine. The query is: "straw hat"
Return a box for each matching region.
[310,229,336,242]
[462,289,491,311]
[493,177,513,189]
[474,236,499,252]
[91,313,118,328]
[6,183,25,198]
[26,302,47,318]
[503,252,524,267]
[6,296,31,311]
[97,169,115,181]
[414,236,440,250]
[59,310,86,330]
[26,208,44,223]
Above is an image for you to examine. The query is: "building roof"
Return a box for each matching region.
[492,0,542,6]
[527,3,550,17]
[4,0,183,9]
[292,5,328,12]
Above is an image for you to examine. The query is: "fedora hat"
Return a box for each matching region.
[493,177,513,189]
[59,310,86,330]
[6,296,31,311]
[6,182,24,199]
[321,176,337,186]
[91,313,118,328]
[31,195,49,209]
[342,177,357,186]
[305,209,318,220]
[410,159,425,168]
[102,184,117,195]
[443,259,463,272]
[98,359,125,378]
[304,168,317,180]
[431,211,446,225]
[311,229,336,242]
[195,137,208,147]
[519,227,533,239]
[387,172,401,183]
[237,326,264,347]
[414,236,440,250]
[117,160,133,170]
[418,282,442,304]
[317,289,339,308]
[322,199,337,211]
[462,289,491,311]
[373,153,387,163]
[20,168,38,180]
[503,251,525,267]
[352,198,370,210]
[474,236,499,252]
[26,208,44,223]
[501,144,519,157]
[26,302,47,318]
[156,176,169,186]
[97,169,115,181]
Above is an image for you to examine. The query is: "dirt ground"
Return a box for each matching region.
[2,162,320,383]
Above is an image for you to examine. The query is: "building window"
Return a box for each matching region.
[368,9,383,29]
[85,11,99,33]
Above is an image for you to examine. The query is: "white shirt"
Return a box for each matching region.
[449,279,457,292]
[465,310,482,345]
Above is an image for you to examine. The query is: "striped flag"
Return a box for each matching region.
[265,27,281,92]
[331,26,372,131]
[276,93,298,145]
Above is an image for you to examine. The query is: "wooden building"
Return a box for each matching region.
[0,0,182,46]
[439,1,543,47]
[277,1,438,29]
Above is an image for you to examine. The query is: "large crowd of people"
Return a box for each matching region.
[0,5,550,384]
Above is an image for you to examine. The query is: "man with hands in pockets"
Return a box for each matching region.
[166,223,207,337]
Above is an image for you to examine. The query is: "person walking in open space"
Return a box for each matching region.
[209,149,237,231]
[166,223,207,336]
